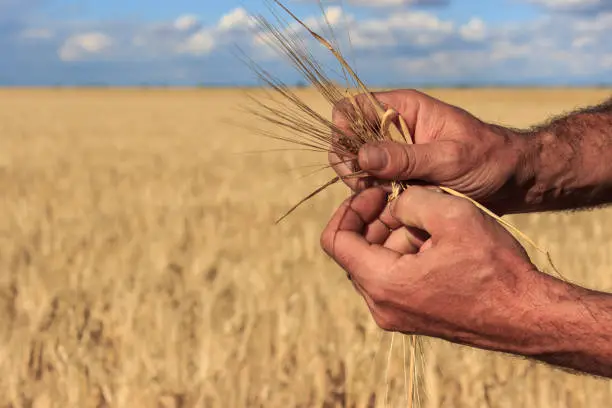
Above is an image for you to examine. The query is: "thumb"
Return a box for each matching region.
[358,141,462,183]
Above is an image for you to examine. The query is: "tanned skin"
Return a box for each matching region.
[324,90,612,378]
[526,98,612,212]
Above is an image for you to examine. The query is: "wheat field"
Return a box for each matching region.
[0,87,611,407]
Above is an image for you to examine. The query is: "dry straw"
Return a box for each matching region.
[242,1,564,406]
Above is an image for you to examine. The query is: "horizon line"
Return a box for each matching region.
[0,83,611,90]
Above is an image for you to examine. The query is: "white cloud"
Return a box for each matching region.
[174,15,200,32]
[460,18,486,41]
[218,7,254,30]
[382,11,454,31]
[323,6,343,25]
[290,6,352,33]
[58,32,113,62]
[349,11,453,49]
[177,30,215,56]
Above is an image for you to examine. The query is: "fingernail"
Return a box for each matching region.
[360,145,388,170]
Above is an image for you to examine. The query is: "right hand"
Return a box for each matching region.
[330,89,536,214]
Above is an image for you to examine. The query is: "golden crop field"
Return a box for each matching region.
[0,87,611,408]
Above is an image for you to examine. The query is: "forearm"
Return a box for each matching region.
[517,98,612,212]
[441,271,612,378]
[511,275,612,378]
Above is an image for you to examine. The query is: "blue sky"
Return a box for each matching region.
[2,0,612,86]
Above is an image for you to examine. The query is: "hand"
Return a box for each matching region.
[330,89,535,215]
[320,187,580,356]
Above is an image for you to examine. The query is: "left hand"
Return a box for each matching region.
[329,90,534,215]
[320,186,573,355]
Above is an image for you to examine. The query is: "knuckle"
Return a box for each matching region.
[401,88,421,98]
[443,199,478,223]
[384,143,415,177]
[399,88,428,109]
[398,145,417,176]
[442,142,466,168]
[392,88,419,99]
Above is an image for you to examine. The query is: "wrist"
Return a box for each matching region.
[518,124,612,212]
[485,124,540,214]
[513,128,577,213]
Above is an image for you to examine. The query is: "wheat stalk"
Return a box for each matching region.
[242,1,565,406]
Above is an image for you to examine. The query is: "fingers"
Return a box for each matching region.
[358,140,464,183]
[321,188,387,245]
[329,91,404,180]
[384,227,429,254]
[331,92,380,137]
[363,219,393,245]
[328,149,374,192]
[370,90,425,138]
[332,89,429,139]
[321,188,400,283]
[373,203,429,253]
[389,186,473,236]
[329,106,372,192]
[331,89,460,186]
[329,104,355,184]
[364,220,428,256]
[328,149,356,187]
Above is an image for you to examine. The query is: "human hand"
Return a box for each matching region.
[330,89,535,215]
[320,186,577,355]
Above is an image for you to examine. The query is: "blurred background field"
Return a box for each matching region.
[0,87,611,407]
